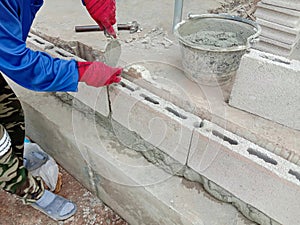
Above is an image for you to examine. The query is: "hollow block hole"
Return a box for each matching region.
[165,107,187,119]
[247,148,278,165]
[212,130,238,145]
[289,170,300,182]
[260,54,291,65]
[119,81,135,92]
[55,50,69,58]
[34,39,45,45]
[140,94,159,105]
[194,121,204,128]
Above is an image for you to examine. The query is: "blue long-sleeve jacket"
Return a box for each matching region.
[0,0,79,92]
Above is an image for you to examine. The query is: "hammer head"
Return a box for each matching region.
[128,21,140,33]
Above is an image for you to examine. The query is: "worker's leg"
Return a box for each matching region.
[0,74,77,220]
[0,73,44,204]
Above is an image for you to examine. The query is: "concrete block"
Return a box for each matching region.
[258,35,294,50]
[26,33,81,61]
[229,49,300,130]
[255,3,300,28]
[256,18,300,45]
[26,33,55,52]
[253,39,292,57]
[290,36,300,60]
[109,79,202,165]
[262,0,300,11]
[68,85,110,117]
[188,119,300,225]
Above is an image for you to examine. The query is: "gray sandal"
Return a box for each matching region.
[31,190,77,221]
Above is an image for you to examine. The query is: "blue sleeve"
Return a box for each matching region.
[0,0,79,92]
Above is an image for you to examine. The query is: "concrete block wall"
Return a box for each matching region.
[229,49,300,131]
[254,0,300,57]
[10,81,256,225]
[24,32,300,225]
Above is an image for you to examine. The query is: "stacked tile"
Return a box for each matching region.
[253,0,300,58]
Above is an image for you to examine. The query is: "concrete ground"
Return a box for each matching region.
[0,166,128,225]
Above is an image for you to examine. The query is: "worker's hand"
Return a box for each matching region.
[83,0,117,38]
[77,61,122,87]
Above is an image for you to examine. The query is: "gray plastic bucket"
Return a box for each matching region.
[174,14,261,86]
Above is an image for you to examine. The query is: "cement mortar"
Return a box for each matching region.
[184,31,244,48]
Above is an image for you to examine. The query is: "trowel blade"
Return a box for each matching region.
[104,39,121,67]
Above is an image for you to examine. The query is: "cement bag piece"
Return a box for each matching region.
[24,142,59,192]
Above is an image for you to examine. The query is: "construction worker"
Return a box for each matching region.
[0,0,122,221]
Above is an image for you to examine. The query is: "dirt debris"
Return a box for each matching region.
[209,0,261,20]
[0,166,129,225]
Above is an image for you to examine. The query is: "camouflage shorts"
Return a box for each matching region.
[0,73,44,204]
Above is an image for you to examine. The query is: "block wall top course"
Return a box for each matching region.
[26,31,300,171]
[122,61,300,165]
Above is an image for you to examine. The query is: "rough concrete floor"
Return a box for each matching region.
[0,166,128,225]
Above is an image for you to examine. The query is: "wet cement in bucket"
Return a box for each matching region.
[185,31,245,48]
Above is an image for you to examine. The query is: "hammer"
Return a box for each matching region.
[75,21,140,34]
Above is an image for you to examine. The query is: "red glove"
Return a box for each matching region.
[77,61,122,87]
[84,0,117,38]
